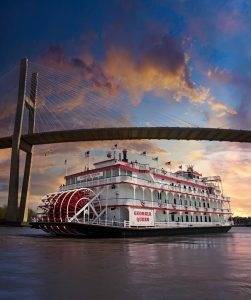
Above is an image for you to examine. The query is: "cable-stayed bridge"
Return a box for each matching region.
[0,58,250,224]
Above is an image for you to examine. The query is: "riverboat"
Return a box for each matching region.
[30,149,233,237]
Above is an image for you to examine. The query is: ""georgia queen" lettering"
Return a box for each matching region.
[134,211,152,216]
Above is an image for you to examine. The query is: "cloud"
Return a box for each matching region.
[103,34,210,105]
[194,145,251,216]
[207,97,237,115]
[39,31,214,114]
[207,67,251,129]
[39,45,120,98]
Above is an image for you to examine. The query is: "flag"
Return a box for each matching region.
[85,150,90,158]
[140,151,147,156]
[112,144,118,150]
[165,161,171,165]
[152,156,158,161]
[64,159,67,165]
[179,165,182,169]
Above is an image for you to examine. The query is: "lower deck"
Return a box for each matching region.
[30,221,232,237]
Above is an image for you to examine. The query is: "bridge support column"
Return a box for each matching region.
[18,72,38,223]
[5,58,28,223]
[5,58,38,224]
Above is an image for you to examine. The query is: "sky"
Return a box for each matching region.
[0,0,251,216]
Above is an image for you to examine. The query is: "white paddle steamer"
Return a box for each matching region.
[31,150,232,237]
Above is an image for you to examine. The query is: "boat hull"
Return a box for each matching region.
[30,222,232,238]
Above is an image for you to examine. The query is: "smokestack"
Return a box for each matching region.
[122,149,128,162]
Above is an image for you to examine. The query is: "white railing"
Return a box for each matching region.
[154,221,232,228]
[59,175,228,202]
[96,199,231,214]
[32,216,233,229]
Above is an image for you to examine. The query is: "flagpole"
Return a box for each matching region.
[85,151,90,170]
[65,160,68,176]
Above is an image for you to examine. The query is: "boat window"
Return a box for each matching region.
[105,170,111,178]
[112,168,119,177]
[120,169,126,176]
[70,177,76,184]
[127,170,132,177]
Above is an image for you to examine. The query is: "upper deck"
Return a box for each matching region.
[60,152,229,203]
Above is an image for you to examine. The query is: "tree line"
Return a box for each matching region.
[0,206,37,223]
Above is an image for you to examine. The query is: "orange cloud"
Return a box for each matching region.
[103,46,209,106]
[208,97,237,115]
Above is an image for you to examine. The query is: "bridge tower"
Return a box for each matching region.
[5,58,38,224]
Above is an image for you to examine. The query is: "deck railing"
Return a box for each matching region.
[59,175,228,202]
[32,217,232,229]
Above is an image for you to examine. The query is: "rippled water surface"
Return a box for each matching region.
[0,227,251,300]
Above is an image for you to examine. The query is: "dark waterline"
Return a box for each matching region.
[0,227,251,300]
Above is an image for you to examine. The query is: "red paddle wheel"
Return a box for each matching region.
[37,188,102,234]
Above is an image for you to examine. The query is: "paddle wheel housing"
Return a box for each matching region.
[37,188,102,223]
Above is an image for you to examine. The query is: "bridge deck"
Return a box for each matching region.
[0,127,251,149]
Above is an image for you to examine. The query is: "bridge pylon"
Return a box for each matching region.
[5,58,38,224]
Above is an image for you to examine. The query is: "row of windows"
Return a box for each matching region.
[170,214,212,222]
[66,169,217,198]
[156,198,221,209]
[66,168,132,185]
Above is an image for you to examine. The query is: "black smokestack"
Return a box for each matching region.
[122,149,128,162]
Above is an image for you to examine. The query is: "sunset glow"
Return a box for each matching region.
[0,0,250,217]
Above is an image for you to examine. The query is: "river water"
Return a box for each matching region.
[0,227,251,300]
